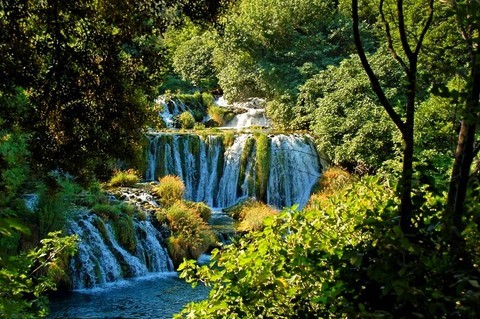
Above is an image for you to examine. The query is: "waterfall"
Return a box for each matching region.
[147,133,322,209]
[219,97,271,129]
[68,210,174,290]
[156,96,192,128]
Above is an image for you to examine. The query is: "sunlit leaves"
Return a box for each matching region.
[0,231,77,318]
[176,177,395,318]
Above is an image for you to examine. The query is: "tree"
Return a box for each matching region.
[443,0,480,237]
[302,49,400,172]
[0,0,185,181]
[214,0,351,102]
[352,0,434,232]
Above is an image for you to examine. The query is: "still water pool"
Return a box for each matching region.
[49,272,209,319]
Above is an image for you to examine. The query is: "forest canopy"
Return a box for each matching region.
[1,0,480,317]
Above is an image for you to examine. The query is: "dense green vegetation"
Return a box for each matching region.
[153,176,216,267]
[173,0,480,318]
[1,0,480,317]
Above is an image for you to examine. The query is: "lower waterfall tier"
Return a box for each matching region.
[68,210,174,290]
[146,133,322,209]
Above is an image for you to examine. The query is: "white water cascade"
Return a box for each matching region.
[68,210,174,290]
[221,98,270,129]
[146,132,321,209]
[156,96,193,128]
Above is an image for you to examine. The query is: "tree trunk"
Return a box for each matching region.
[446,46,480,235]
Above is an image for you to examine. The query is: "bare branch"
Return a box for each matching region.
[380,0,408,72]
[352,0,406,136]
[397,0,414,63]
[414,0,435,55]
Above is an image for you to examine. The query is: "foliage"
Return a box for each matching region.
[235,201,277,232]
[177,111,196,129]
[172,31,218,90]
[207,105,226,126]
[255,133,270,201]
[213,0,355,102]
[0,131,29,208]
[185,201,212,223]
[153,175,186,207]
[92,203,122,221]
[161,201,216,267]
[112,214,137,254]
[177,175,480,318]
[0,0,186,181]
[309,167,354,200]
[222,131,235,149]
[176,177,394,318]
[304,49,401,173]
[0,231,77,318]
[108,169,140,187]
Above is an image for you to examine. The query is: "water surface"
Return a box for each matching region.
[49,272,208,319]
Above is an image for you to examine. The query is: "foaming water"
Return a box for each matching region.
[49,272,208,319]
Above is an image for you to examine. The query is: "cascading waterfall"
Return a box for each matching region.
[68,210,174,290]
[156,96,192,128]
[223,98,270,129]
[63,95,322,294]
[147,132,322,209]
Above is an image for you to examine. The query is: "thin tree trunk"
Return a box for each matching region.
[446,46,480,235]
[352,0,433,233]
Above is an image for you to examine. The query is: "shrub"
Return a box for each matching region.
[165,201,216,267]
[236,201,277,232]
[207,105,226,126]
[152,175,186,207]
[185,201,212,222]
[178,111,195,129]
[176,177,396,318]
[108,169,140,187]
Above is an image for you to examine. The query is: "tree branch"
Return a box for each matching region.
[380,0,408,73]
[414,0,435,55]
[352,0,406,136]
[397,0,414,60]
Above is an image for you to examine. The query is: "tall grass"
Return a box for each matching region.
[152,175,186,207]
[108,169,140,187]
[235,200,277,232]
[162,201,216,267]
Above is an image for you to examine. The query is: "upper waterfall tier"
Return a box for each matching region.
[156,95,270,129]
[219,98,270,129]
[146,133,322,209]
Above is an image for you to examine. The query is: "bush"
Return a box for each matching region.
[178,111,195,129]
[108,169,140,187]
[185,201,212,222]
[152,175,186,207]
[236,201,277,232]
[207,105,226,126]
[176,177,395,318]
[178,174,480,318]
[164,201,216,267]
